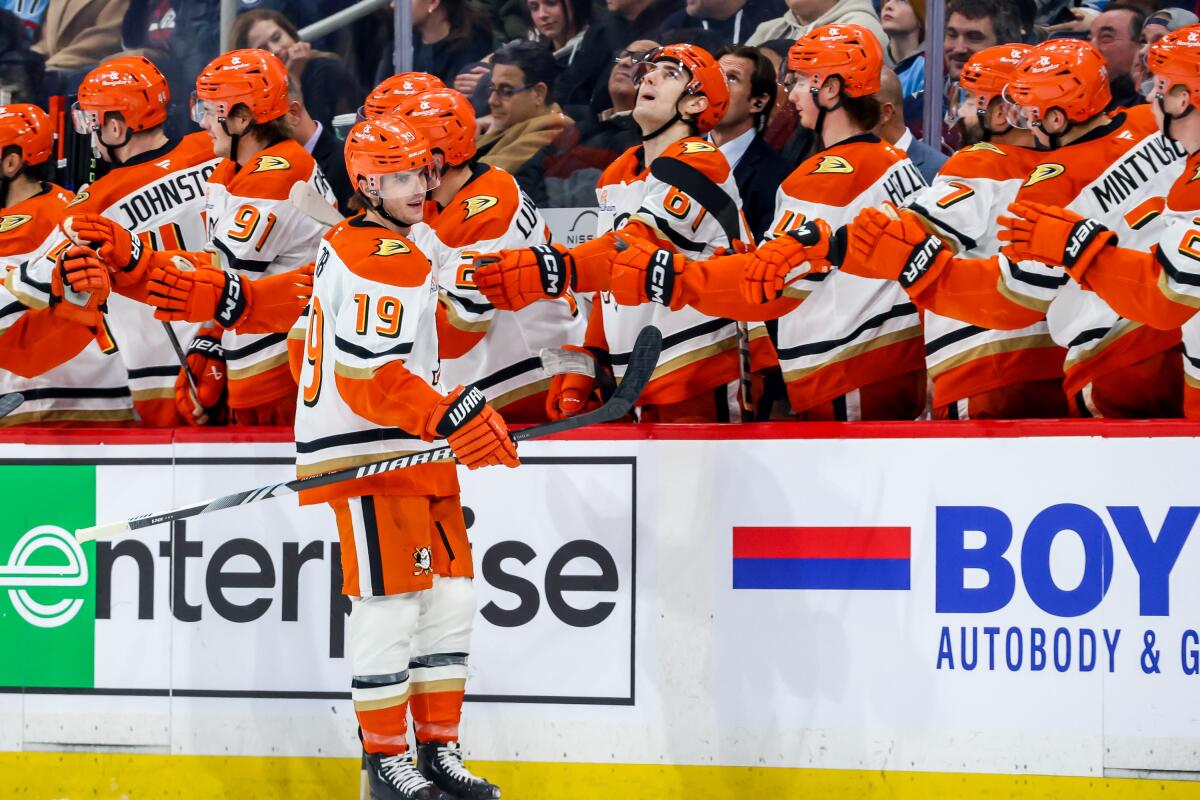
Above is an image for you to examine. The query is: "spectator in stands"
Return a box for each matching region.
[516,39,654,206]
[882,0,923,94]
[1089,3,1145,109]
[285,78,352,213]
[756,37,802,156]
[481,0,532,43]
[944,0,1020,82]
[377,0,495,86]
[712,45,783,241]
[1133,7,1198,97]
[3,0,47,41]
[659,0,778,46]
[476,39,571,174]
[745,0,886,49]
[875,67,944,183]
[35,0,130,95]
[0,10,41,102]
[231,9,363,132]
[524,0,604,111]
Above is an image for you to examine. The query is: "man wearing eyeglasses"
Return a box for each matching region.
[475,40,573,176]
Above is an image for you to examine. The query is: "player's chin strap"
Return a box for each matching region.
[641,97,684,143]
[1034,118,1072,151]
[98,127,133,166]
[808,77,844,152]
[1158,96,1194,142]
[220,119,244,174]
[362,192,409,230]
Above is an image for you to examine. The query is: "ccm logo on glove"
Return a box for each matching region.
[216,273,246,328]
[646,249,675,306]
[532,245,566,297]
[900,236,944,288]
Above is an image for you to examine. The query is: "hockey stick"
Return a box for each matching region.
[0,392,24,420]
[76,326,663,543]
[289,181,344,227]
[161,322,207,417]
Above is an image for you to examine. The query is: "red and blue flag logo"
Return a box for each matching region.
[732,526,911,590]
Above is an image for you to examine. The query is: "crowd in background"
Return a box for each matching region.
[0,0,1195,213]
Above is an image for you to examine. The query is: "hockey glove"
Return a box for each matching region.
[425,385,520,469]
[62,214,147,287]
[997,201,1116,277]
[741,219,839,304]
[472,244,574,311]
[842,205,953,291]
[49,245,109,328]
[148,259,313,331]
[545,345,602,420]
[609,235,688,309]
[175,325,228,426]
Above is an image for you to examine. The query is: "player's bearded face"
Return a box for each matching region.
[632,60,690,131]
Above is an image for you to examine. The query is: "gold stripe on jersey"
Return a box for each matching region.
[1062,319,1143,370]
[995,273,1052,313]
[926,332,1058,378]
[781,326,923,382]
[649,336,739,383]
[131,387,176,401]
[1158,268,1200,309]
[228,352,290,380]
[438,293,491,333]
[334,361,381,380]
[488,376,551,411]
[0,408,134,427]
[4,270,46,309]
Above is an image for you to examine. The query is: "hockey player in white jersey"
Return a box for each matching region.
[289,115,512,800]
[394,87,586,422]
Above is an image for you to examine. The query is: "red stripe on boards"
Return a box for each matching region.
[732,526,911,559]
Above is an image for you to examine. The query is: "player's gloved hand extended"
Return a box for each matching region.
[148,258,314,332]
[842,204,953,291]
[997,201,1116,277]
[175,326,227,426]
[545,344,602,420]
[49,245,110,328]
[741,219,841,304]
[425,385,520,469]
[62,214,147,286]
[609,234,688,309]
[472,244,574,311]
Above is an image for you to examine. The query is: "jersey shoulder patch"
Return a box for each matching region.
[597,145,647,188]
[783,140,901,205]
[436,165,524,247]
[330,221,431,287]
[939,142,1042,181]
[225,139,316,200]
[662,137,731,183]
[1168,154,1200,211]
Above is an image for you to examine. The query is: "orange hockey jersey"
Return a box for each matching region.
[417,162,584,421]
[905,140,1066,411]
[206,138,336,413]
[589,137,750,412]
[0,184,132,426]
[889,107,1186,413]
[766,134,927,417]
[6,132,219,426]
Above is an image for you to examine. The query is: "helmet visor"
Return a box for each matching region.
[70,102,101,135]
[361,165,440,203]
[190,95,229,127]
[1002,87,1041,130]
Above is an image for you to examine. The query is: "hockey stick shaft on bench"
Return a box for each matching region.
[76,326,662,542]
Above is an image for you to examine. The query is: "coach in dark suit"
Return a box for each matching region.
[712,45,786,242]
[287,79,353,214]
[876,67,947,184]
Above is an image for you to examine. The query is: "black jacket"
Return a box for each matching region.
[657,0,780,45]
[311,125,352,215]
[732,131,786,242]
[300,56,363,134]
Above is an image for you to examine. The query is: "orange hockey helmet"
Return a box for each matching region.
[73,56,169,134]
[638,44,729,134]
[1004,42,1111,144]
[0,104,54,166]
[396,89,477,168]
[1147,25,1200,112]
[960,44,1034,101]
[345,117,439,212]
[192,48,290,125]
[786,24,884,98]
[362,72,447,120]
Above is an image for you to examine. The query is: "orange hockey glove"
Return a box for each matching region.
[175,326,227,426]
[609,235,687,309]
[741,220,840,304]
[545,345,602,420]
[997,201,1116,276]
[147,260,313,331]
[472,244,574,311]
[425,385,520,469]
[49,245,109,328]
[842,206,953,291]
[62,213,148,286]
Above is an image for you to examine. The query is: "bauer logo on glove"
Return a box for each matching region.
[900,236,946,288]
